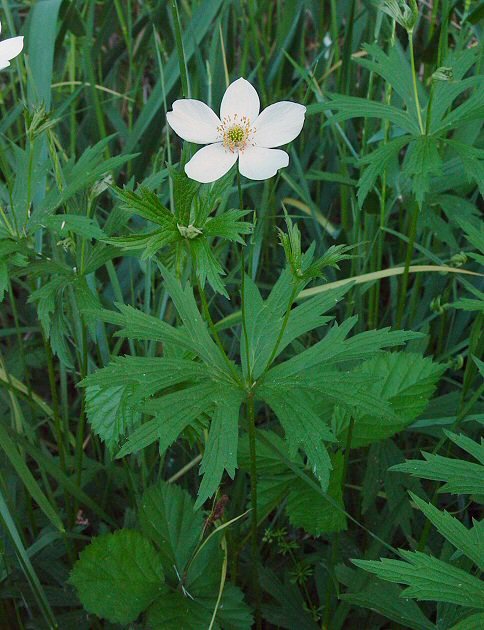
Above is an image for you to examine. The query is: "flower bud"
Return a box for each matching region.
[450,251,467,267]
[432,67,454,82]
[380,0,419,33]
[177,223,203,239]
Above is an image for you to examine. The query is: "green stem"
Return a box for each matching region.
[237,169,252,383]
[396,203,419,328]
[323,417,354,629]
[408,33,424,135]
[263,284,299,374]
[247,393,262,630]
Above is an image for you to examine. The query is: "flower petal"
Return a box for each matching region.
[0,36,24,64]
[238,147,289,181]
[166,99,221,144]
[220,78,260,124]
[185,143,238,183]
[253,101,306,148]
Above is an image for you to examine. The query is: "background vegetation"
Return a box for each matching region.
[0,0,482,628]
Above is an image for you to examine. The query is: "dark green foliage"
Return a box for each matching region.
[0,1,481,628]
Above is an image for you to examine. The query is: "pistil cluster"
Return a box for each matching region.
[217,113,255,153]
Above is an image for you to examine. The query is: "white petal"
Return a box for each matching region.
[0,36,24,64]
[166,99,221,144]
[185,143,238,183]
[253,101,306,148]
[220,78,260,124]
[238,146,289,181]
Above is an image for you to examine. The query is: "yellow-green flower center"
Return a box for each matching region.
[227,125,245,145]
[217,114,255,153]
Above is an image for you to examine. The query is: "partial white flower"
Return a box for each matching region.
[0,21,24,71]
[167,77,306,183]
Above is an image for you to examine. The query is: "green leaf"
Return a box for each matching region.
[403,136,443,205]
[158,263,231,374]
[409,493,483,570]
[259,384,334,489]
[70,529,165,624]
[118,381,228,457]
[30,136,136,227]
[286,452,347,535]
[260,569,319,630]
[85,384,142,454]
[114,185,173,226]
[353,550,484,609]
[170,167,199,224]
[139,480,204,579]
[146,583,252,630]
[340,571,434,630]
[308,95,420,134]
[341,352,445,447]
[43,214,106,240]
[358,136,411,206]
[204,209,253,244]
[450,613,484,630]
[390,432,484,496]
[196,393,244,509]
[81,356,207,401]
[264,317,422,379]
[189,237,228,297]
[92,303,211,361]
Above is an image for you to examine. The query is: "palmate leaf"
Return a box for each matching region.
[204,209,253,244]
[445,140,484,196]
[43,214,106,240]
[106,227,179,258]
[189,237,228,297]
[258,384,335,489]
[390,431,484,495]
[158,263,232,374]
[84,384,142,454]
[357,135,411,206]
[336,352,445,447]
[29,135,137,227]
[81,356,207,396]
[139,480,204,580]
[353,550,484,609]
[114,186,173,226]
[69,530,165,624]
[429,46,480,128]
[260,569,320,630]
[195,392,244,509]
[146,583,253,630]
[403,135,443,205]
[170,166,199,224]
[240,269,352,380]
[356,42,423,121]
[308,95,420,134]
[286,452,347,535]
[264,316,422,378]
[139,480,253,630]
[339,567,434,630]
[117,381,227,457]
[409,493,483,571]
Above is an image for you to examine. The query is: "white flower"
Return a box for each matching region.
[167,77,306,183]
[0,21,24,71]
